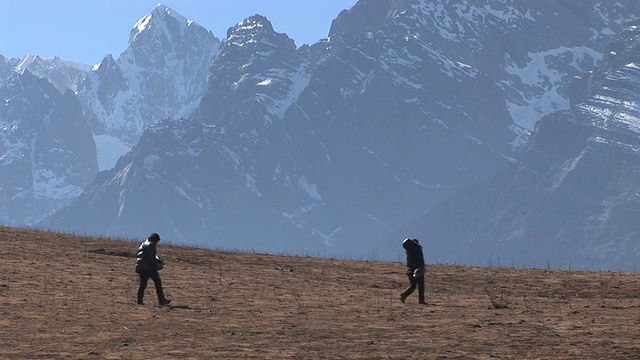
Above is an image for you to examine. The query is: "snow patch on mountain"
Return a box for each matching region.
[94,134,130,171]
[0,120,24,165]
[33,170,83,200]
[312,227,342,247]
[246,174,262,197]
[505,46,602,130]
[412,1,536,42]
[298,176,322,201]
[258,64,311,119]
[508,124,530,148]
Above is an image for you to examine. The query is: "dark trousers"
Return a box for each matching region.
[137,270,166,304]
[401,273,425,303]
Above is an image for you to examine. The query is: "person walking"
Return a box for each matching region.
[135,232,171,306]
[400,238,426,304]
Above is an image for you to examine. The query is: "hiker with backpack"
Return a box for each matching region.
[400,238,426,304]
[135,232,171,306]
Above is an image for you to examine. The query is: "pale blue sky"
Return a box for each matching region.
[0,0,357,65]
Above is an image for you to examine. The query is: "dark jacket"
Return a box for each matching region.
[136,239,161,273]
[403,239,425,270]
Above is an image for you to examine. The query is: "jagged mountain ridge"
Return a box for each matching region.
[389,21,640,270]
[39,0,640,260]
[0,54,89,93]
[80,4,220,169]
[0,4,219,227]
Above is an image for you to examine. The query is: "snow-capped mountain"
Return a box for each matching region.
[40,0,640,261]
[79,4,220,170]
[0,54,89,93]
[0,4,219,227]
[388,21,640,270]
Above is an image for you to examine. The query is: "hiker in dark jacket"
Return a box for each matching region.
[136,232,170,306]
[400,238,426,304]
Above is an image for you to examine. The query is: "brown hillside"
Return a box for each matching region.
[1,226,640,359]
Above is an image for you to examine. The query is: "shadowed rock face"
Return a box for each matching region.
[0,70,97,225]
[392,22,640,270]
[35,2,640,263]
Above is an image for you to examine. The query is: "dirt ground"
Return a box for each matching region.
[1,226,640,359]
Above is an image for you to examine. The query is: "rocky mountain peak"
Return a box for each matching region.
[227,15,274,37]
[76,3,220,164]
[328,0,398,44]
[200,14,302,122]
[125,4,217,69]
[152,3,189,23]
[225,15,295,50]
[93,54,119,74]
[130,3,192,43]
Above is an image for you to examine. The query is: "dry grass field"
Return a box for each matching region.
[1,226,640,359]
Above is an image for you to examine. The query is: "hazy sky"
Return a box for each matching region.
[0,0,357,65]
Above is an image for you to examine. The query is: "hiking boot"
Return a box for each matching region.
[159,299,171,306]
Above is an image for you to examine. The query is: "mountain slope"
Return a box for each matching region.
[392,22,640,270]
[40,1,640,259]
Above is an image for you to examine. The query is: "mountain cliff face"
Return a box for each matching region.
[79,4,220,169]
[39,1,640,261]
[331,0,640,131]
[0,69,96,225]
[390,21,640,270]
